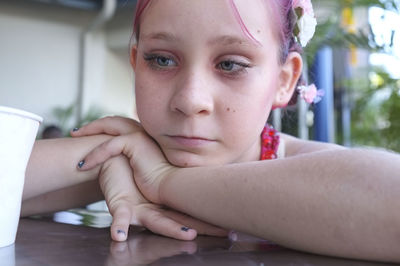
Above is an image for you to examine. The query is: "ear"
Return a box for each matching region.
[273,52,303,108]
[130,45,138,71]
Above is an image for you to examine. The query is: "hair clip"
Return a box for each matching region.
[297,84,324,104]
[292,0,318,47]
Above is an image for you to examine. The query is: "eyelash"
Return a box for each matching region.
[216,60,251,76]
[143,53,177,71]
[143,53,251,76]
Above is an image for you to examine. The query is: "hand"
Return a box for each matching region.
[71,116,143,137]
[74,117,228,239]
[72,117,162,201]
[72,116,166,203]
[73,116,172,204]
[78,134,168,206]
[99,155,227,242]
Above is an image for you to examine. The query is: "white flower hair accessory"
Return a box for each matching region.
[292,0,317,47]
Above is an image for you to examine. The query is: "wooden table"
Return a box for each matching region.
[3,218,393,265]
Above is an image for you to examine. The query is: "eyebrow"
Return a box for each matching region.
[141,32,260,49]
[207,35,260,48]
[141,32,180,43]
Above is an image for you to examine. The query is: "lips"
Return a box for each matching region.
[168,135,215,147]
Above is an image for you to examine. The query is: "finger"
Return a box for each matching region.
[110,206,134,242]
[71,116,141,137]
[77,135,130,170]
[162,209,228,237]
[139,207,198,241]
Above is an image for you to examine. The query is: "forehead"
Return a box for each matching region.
[138,0,277,48]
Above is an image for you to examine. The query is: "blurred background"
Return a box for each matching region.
[0,0,399,152]
[0,0,137,134]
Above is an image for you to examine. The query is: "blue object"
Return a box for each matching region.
[312,47,335,143]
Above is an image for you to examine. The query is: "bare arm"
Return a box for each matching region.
[161,148,400,262]
[74,117,400,261]
[23,135,111,201]
[22,135,111,215]
[21,180,103,217]
[280,133,345,156]
[23,135,227,241]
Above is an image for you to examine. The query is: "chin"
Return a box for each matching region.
[166,155,205,168]
[164,150,218,168]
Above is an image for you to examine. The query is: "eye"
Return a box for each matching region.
[220,61,235,71]
[143,53,177,70]
[156,56,174,67]
[217,60,251,76]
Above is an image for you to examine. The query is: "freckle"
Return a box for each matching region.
[184,162,188,167]
[227,108,230,112]
[257,30,261,33]
[233,109,236,113]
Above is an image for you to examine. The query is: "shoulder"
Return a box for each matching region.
[279,133,346,158]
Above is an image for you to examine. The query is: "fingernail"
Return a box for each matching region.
[181,226,190,232]
[77,160,85,169]
[72,127,80,132]
[117,229,126,236]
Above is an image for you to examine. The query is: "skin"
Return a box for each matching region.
[76,118,400,262]
[23,0,400,262]
[23,133,228,241]
[74,0,400,262]
[132,0,302,166]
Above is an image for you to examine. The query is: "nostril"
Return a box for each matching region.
[170,86,214,116]
[198,109,209,115]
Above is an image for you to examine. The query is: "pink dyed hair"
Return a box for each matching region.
[132,0,301,63]
[131,0,303,103]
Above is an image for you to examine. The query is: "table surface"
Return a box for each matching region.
[3,218,394,266]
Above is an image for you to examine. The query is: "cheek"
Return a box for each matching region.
[221,89,273,136]
[135,79,159,126]
[135,73,173,139]
[223,76,277,134]
[230,74,277,116]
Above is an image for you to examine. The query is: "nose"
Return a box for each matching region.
[169,72,214,116]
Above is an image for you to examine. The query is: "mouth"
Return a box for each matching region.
[167,135,215,147]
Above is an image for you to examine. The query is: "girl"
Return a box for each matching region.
[23,0,400,263]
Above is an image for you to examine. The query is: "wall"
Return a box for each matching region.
[0,1,136,133]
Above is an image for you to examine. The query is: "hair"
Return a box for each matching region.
[41,125,63,139]
[131,0,304,104]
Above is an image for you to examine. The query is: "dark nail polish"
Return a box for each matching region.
[72,127,79,132]
[78,160,85,169]
[117,229,126,236]
[181,227,190,232]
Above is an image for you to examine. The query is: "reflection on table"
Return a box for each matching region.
[9,215,394,266]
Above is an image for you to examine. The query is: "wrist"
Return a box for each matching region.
[157,166,179,206]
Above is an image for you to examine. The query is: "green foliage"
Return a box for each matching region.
[304,0,400,152]
[50,104,105,136]
[306,0,399,64]
[351,68,400,151]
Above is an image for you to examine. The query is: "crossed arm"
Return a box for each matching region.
[21,116,400,262]
[22,134,227,241]
[72,117,400,263]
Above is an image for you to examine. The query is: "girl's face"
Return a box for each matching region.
[133,0,300,167]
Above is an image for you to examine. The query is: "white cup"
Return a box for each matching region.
[0,106,43,248]
[0,244,15,266]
